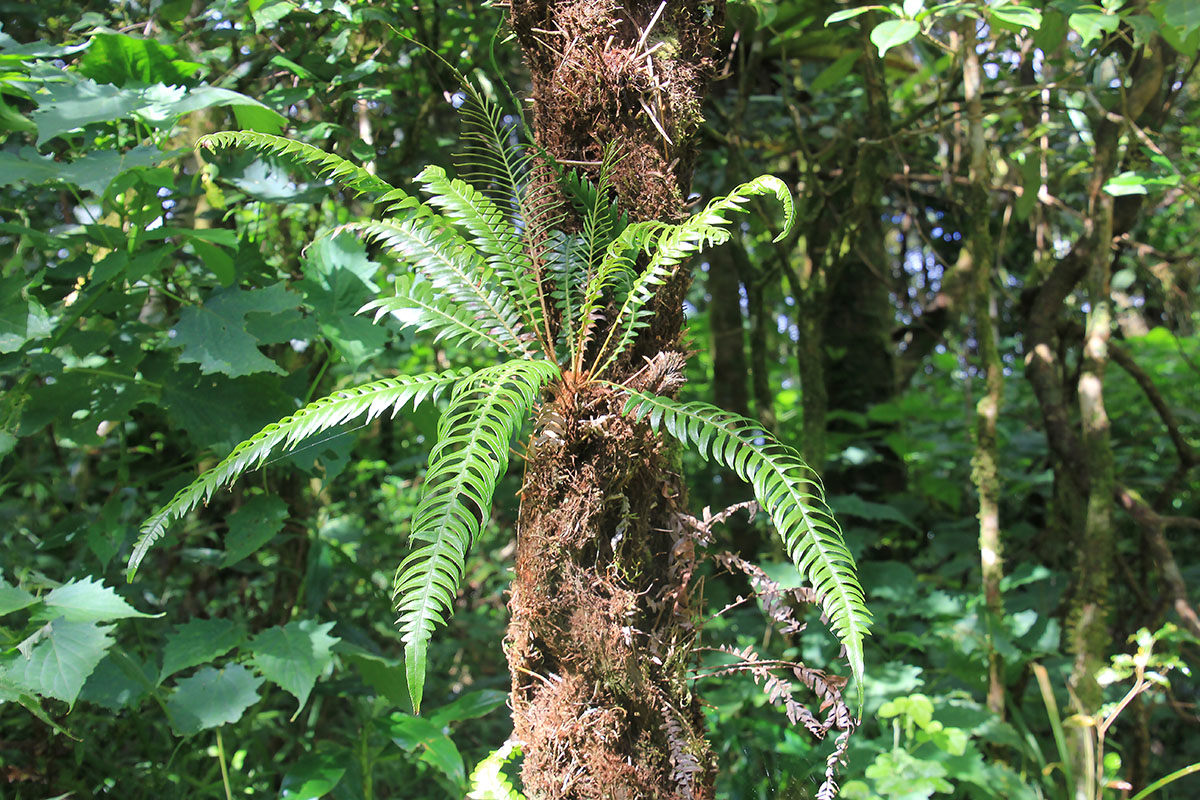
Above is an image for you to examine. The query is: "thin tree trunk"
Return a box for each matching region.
[959,22,1006,720]
[506,3,723,797]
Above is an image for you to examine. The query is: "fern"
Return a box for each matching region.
[127,370,469,578]
[416,165,548,347]
[396,359,559,712]
[468,741,527,800]
[590,175,796,377]
[361,274,529,356]
[198,131,398,198]
[618,389,871,709]
[346,219,535,358]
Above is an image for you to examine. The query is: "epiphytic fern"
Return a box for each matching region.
[416,165,549,346]
[128,370,469,577]
[589,175,795,376]
[395,359,559,711]
[618,389,871,708]
[467,741,526,800]
[347,218,536,358]
[137,72,871,765]
[198,131,400,198]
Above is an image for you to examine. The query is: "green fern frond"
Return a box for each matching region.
[361,275,529,357]
[558,152,627,368]
[128,370,470,579]
[573,221,670,370]
[590,175,795,376]
[416,165,548,346]
[468,741,526,800]
[345,220,535,358]
[396,359,560,713]
[198,131,397,197]
[618,390,871,710]
[544,230,586,358]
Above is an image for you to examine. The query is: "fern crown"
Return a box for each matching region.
[131,80,868,716]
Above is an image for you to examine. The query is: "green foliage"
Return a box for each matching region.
[395,359,559,712]
[619,390,871,708]
[129,370,469,576]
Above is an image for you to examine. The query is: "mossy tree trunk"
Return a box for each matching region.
[505,2,723,797]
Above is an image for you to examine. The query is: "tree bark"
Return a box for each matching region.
[505,3,723,797]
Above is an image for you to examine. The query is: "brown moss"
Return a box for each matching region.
[505,3,725,797]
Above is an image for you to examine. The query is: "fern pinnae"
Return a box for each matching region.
[361,275,528,357]
[345,220,535,358]
[127,371,470,579]
[415,165,548,349]
[395,359,560,712]
[198,131,397,197]
[617,389,871,709]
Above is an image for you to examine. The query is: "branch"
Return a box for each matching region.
[1115,484,1200,638]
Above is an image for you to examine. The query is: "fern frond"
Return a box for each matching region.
[416,165,548,346]
[619,390,871,709]
[360,275,526,357]
[573,221,669,371]
[468,741,527,800]
[589,176,795,377]
[558,152,628,368]
[128,371,470,578]
[198,131,397,197]
[345,220,535,358]
[543,230,585,358]
[396,359,560,713]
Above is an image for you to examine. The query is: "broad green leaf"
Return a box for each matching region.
[30,78,151,145]
[249,620,339,717]
[810,51,861,93]
[79,650,156,711]
[830,494,920,531]
[31,576,156,624]
[1164,0,1200,37]
[990,5,1042,29]
[1,619,113,706]
[0,145,168,196]
[871,19,920,57]
[383,712,467,789]
[278,753,347,799]
[0,575,35,617]
[0,275,51,354]
[31,77,285,145]
[160,618,246,682]
[161,367,294,450]
[222,494,290,567]
[250,0,297,29]
[1104,170,1179,196]
[77,33,204,87]
[1068,7,1119,47]
[430,689,509,727]
[826,7,882,25]
[298,234,386,368]
[341,647,410,709]
[172,284,301,377]
[167,664,264,736]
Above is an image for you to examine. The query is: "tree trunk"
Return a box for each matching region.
[505,3,723,797]
[958,22,1006,720]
